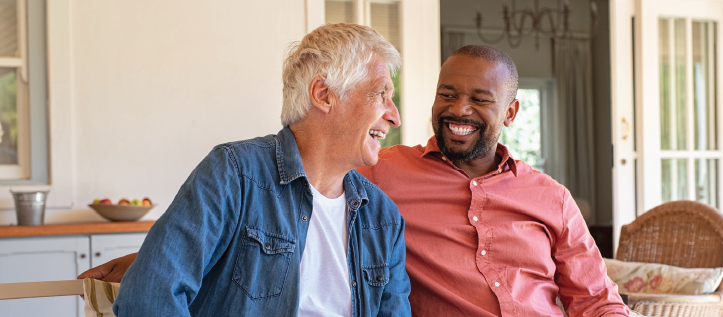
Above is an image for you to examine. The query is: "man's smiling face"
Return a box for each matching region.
[432,55,516,162]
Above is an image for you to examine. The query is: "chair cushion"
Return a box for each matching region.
[605,258,723,295]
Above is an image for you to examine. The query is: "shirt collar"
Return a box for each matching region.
[275,126,369,208]
[276,126,307,185]
[421,136,518,176]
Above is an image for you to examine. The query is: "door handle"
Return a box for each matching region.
[621,117,631,141]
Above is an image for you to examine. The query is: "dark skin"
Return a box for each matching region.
[432,55,519,179]
[77,56,520,282]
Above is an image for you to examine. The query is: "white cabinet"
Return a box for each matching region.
[0,232,147,317]
[90,233,147,268]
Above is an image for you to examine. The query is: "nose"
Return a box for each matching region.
[449,97,472,117]
[384,97,401,128]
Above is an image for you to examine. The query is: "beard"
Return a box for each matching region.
[434,116,499,162]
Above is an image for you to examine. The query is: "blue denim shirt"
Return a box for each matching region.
[114,127,411,316]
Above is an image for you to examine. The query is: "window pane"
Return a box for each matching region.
[500,89,542,170]
[370,2,400,51]
[695,158,718,207]
[674,19,687,150]
[659,19,672,150]
[0,0,19,57]
[0,67,18,164]
[662,158,688,202]
[371,1,401,147]
[325,0,355,24]
[693,21,717,150]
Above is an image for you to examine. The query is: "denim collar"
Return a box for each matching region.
[276,126,306,185]
[275,126,368,209]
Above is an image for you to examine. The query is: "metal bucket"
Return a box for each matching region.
[11,190,49,226]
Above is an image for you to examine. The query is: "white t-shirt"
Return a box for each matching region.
[297,185,352,317]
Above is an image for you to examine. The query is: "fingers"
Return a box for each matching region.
[77,264,111,280]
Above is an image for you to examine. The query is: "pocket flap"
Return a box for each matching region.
[362,264,389,287]
[245,227,295,254]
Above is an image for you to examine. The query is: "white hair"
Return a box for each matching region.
[281,23,401,126]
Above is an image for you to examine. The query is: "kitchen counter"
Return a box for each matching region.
[0,221,155,238]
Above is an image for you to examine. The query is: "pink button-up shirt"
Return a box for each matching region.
[357,137,628,317]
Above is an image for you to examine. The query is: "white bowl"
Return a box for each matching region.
[88,204,155,222]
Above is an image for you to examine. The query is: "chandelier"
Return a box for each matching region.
[474,0,599,50]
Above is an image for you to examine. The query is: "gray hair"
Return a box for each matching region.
[281,23,401,126]
[451,45,518,103]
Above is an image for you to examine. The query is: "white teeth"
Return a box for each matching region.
[449,125,476,135]
[369,129,387,140]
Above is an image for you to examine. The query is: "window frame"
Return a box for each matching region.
[0,0,49,184]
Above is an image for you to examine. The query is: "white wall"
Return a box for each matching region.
[0,0,306,224]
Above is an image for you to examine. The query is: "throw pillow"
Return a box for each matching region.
[604,258,723,295]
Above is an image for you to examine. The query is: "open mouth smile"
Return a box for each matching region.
[369,129,387,140]
[445,122,478,136]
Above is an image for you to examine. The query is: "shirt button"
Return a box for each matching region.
[494,282,500,287]
[472,180,478,186]
[498,168,503,173]
[376,275,384,282]
[472,216,478,221]
[481,250,486,255]
[442,156,447,161]
[264,243,271,250]
[352,201,359,207]
[302,215,308,222]
[352,281,357,287]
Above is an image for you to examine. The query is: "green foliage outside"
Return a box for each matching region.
[0,71,17,148]
[499,89,542,170]
[379,71,401,148]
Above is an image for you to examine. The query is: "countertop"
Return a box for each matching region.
[0,221,155,238]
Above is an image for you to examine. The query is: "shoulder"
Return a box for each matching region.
[347,170,403,227]
[210,134,277,165]
[357,144,425,179]
[513,159,566,191]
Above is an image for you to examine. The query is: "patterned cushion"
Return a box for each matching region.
[604,258,723,295]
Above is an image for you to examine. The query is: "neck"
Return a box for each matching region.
[451,146,501,179]
[289,124,347,198]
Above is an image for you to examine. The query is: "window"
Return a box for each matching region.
[0,0,48,184]
[658,18,718,207]
[500,78,555,173]
[325,0,402,147]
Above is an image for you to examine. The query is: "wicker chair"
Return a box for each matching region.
[616,200,723,317]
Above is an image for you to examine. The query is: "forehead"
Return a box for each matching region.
[367,60,393,86]
[437,56,509,94]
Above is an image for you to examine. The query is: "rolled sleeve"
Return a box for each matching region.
[554,190,629,317]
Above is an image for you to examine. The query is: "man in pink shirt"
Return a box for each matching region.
[355,45,629,316]
[80,44,628,316]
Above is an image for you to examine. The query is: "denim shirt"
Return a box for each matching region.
[113,127,411,317]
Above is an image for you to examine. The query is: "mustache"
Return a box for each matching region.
[438,116,484,129]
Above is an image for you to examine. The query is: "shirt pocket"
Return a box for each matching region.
[233,226,296,299]
[362,263,389,287]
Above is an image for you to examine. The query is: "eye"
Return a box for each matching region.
[439,93,455,99]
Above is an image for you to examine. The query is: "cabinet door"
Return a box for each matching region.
[90,233,147,268]
[0,236,89,317]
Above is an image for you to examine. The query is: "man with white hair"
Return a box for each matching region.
[108,23,411,316]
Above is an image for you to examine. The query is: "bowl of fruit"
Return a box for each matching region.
[89,198,155,222]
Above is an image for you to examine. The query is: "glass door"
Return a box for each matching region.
[610,0,723,252]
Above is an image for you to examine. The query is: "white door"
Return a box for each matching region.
[610,0,723,252]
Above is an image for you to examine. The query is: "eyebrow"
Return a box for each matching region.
[437,84,494,96]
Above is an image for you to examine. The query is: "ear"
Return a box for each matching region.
[309,75,332,114]
[503,99,520,127]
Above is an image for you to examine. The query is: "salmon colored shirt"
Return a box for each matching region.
[356,138,628,317]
